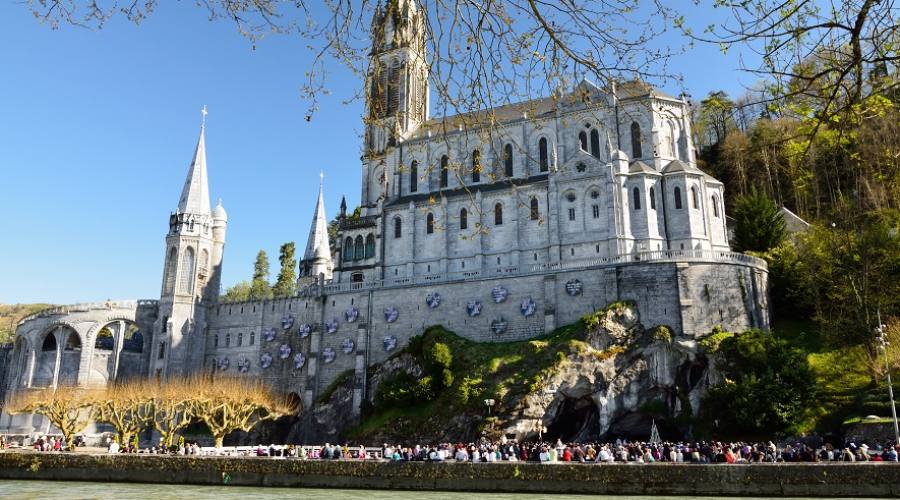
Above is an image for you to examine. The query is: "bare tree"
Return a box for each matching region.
[189,376,291,448]
[8,386,101,450]
[93,380,154,445]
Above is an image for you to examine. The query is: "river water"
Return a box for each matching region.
[0,481,879,500]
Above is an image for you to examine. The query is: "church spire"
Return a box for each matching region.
[302,172,333,280]
[177,106,211,215]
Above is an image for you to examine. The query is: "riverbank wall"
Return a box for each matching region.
[1,453,898,497]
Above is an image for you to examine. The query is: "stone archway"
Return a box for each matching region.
[86,318,145,386]
[31,324,80,388]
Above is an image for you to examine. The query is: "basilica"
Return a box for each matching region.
[1,0,768,434]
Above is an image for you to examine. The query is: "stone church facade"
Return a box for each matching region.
[2,0,768,433]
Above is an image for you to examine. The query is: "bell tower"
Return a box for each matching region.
[362,0,428,208]
[151,107,227,379]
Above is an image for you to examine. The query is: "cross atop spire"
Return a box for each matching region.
[320,170,325,188]
[200,105,208,128]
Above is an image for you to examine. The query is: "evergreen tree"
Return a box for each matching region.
[273,242,297,298]
[732,187,786,253]
[249,250,272,300]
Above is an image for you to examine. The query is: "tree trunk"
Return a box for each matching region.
[215,435,225,448]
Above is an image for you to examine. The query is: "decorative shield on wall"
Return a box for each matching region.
[263,327,277,342]
[281,314,295,330]
[383,335,398,352]
[322,347,336,364]
[341,338,355,354]
[325,319,339,334]
[491,318,508,335]
[466,300,482,317]
[217,357,230,371]
[491,285,508,303]
[521,297,536,317]
[260,353,273,369]
[279,344,292,359]
[298,323,312,338]
[565,279,583,296]
[345,307,360,323]
[384,307,399,323]
[426,292,441,309]
[237,357,251,373]
[293,352,306,370]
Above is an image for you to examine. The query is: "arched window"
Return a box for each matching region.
[650,187,656,210]
[123,326,142,353]
[225,333,231,347]
[409,161,418,193]
[394,217,402,238]
[214,334,219,348]
[674,187,683,209]
[539,137,549,172]
[530,197,539,220]
[94,327,113,350]
[440,155,449,188]
[365,234,376,258]
[578,131,588,151]
[64,332,81,351]
[630,122,643,158]
[249,331,255,346]
[354,236,365,260]
[590,129,601,157]
[712,195,720,217]
[633,187,641,210]
[179,247,195,294]
[494,203,503,225]
[472,150,481,183]
[237,332,243,347]
[343,237,354,261]
[42,332,57,352]
[426,213,434,234]
[163,247,177,294]
[503,144,513,177]
[691,186,699,209]
[199,249,209,275]
[460,208,468,230]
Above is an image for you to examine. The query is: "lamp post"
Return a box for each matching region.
[484,398,495,416]
[875,310,900,447]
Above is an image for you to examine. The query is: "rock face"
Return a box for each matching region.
[308,304,718,443]
[506,305,714,441]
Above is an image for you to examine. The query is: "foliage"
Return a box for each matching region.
[700,330,816,438]
[8,387,100,450]
[93,381,154,445]
[0,304,53,345]
[190,376,291,448]
[250,250,273,301]
[650,325,673,343]
[731,187,786,252]
[221,281,252,303]
[698,326,734,354]
[272,242,297,298]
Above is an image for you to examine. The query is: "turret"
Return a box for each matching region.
[299,173,334,284]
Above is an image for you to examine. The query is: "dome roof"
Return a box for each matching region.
[212,198,228,221]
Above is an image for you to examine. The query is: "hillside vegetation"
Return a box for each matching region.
[0,304,52,344]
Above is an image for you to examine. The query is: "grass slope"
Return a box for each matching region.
[0,304,52,344]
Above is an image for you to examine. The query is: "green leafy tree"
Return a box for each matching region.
[222,281,252,302]
[732,187,786,252]
[272,242,297,298]
[701,329,816,437]
[249,250,272,300]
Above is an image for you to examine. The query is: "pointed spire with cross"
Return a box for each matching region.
[200,105,208,128]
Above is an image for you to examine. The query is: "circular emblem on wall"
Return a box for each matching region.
[565,279,583,296]
[521,297,536,317]
[491,286,508,303]
[466,300,482,317]
[325,319,339,334]
[279,344,292,359]
[341,338,356,354]
[383,335,398,352]
[218,357,230,371]
[260,353,273,369]
[298,323,312,338]
[237,357,251,373]
[281,314,295,330]
[426,292,441,309]
[322,348,336,364]
[491,318,508,335]
[345,307,360,323]
[384,307,399,323]
[263,327,277,342]
[293,352,306,370]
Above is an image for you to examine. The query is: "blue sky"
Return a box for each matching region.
[0,1,759,304]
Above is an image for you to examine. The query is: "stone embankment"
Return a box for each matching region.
[1,453,899,497]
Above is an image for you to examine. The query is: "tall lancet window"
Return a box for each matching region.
[460,208,468,230]
[164,247,177,294]
[179,247,195,294]
[365,234,376,258]
[503,144,513,177]
[410,161,418,193]
[630,122,643,158]
[539,137,549,172]
[354,236,365,260]
[344,237,354,261]
[472,150,481,183]
[590,129,601,157]
[440,155,449,188]
[579,131,588,151]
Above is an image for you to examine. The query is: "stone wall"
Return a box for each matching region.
[0,453,898,497]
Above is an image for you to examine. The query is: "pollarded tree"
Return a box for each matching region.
[149,379,197,448]
[93,381,154,446]
[731,187,786,253]
[9,386,101,450]
[190,376,291,448]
